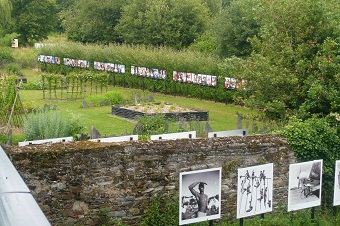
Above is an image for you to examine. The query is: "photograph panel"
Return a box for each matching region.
[333,160,340,206]
[179,168,221,225]
[288,160,323,212]
[237,163,273,219]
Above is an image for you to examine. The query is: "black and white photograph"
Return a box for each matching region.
[179,167,221,225]
[288,160,323,212]
[237,163,273,219]
[38,54,44,63]
[333,160,340,206]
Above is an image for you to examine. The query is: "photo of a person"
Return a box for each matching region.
[119,64,125,74]
[189,182,209,217]
[113,64,119,73]
[225,77,230,88]
[104,63,110,72]
[85,60,90,69]
[152,69,159,79]
[130,66,135,75]
[197,74,202,85]
[230,78,236,89]
[201,74,207,86]
[173,71,179,81]
[182,72,187,83]
[55,57,60,65]
[211,76,217,87]
[179,168,221,225]
[186,73,192,83]
[206,75,212,86]
[192,73,197,84]
[333,160,340,206]
[159,70,166,79]
[94,61,100,70]
[64,58,70,66]
[38,55,44,62]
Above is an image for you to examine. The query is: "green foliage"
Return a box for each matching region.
[85,91,123,107]
[0,0,12,34]
[213,0,260,57]
[11,0,58,45]
[21,79,43,90]
[0,75,17,125]
[61,0,124,44]
[239,0,340,120]
[115,0,210,48]
[135,114,168,136]
[23,109,84,140]
[0,33,18,47]
[280,115,340,206]
[0,47,14,65]
[139,192,178,226]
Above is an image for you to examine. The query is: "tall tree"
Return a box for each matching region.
[61,0,124,43]
[213,0,260,57]
[241,0,340,119]
[115,0,210,48]
[0,0,12,34]
[11,0,58,45]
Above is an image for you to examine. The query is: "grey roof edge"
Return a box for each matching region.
[0,146,51,226]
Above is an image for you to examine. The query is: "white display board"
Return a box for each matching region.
[208,129,248,138]
[18,137,73,147]
[179,168,221,225]
[150,131,196,141]
[237,163,273,218]
[89,135,138,143]
[288,160,323,212]
[333,160,340,206]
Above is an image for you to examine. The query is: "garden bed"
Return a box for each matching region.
[112,103,208,121]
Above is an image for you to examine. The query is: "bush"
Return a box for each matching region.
[0,47,14,66]
[24,109,84,140]
[22,80,43,90]
[0,33,19,47]
[280,115,340,207]
[84,91,123,107]
[139,192,178,226]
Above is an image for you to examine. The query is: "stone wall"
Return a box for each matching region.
[3,134,295,225]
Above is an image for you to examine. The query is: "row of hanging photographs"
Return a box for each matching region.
[225,77,247,90]
[173,71,218,87]
[37,54,245,90]
[180,159,340,225]
[130,65,166,80]
[94,61,126,74]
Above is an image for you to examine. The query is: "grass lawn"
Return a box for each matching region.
[19,85,259,139]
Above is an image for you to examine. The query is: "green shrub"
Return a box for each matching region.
[140,192,178,226]
[280,115,340,207]
[22,80,43,90]
[84,91,123,107]
[103,91,123,105]
[135,114,168,136]
[0,33,19,47]
[23,109,84,140]
[0,47,14,66]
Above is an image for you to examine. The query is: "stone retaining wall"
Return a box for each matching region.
[3,134,295,225]
[112,105,209,121]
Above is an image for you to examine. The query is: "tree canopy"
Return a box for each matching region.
[0,0,12,34]
[115,0,210,48]
[61,0,124,43]
[11,0,58,45]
